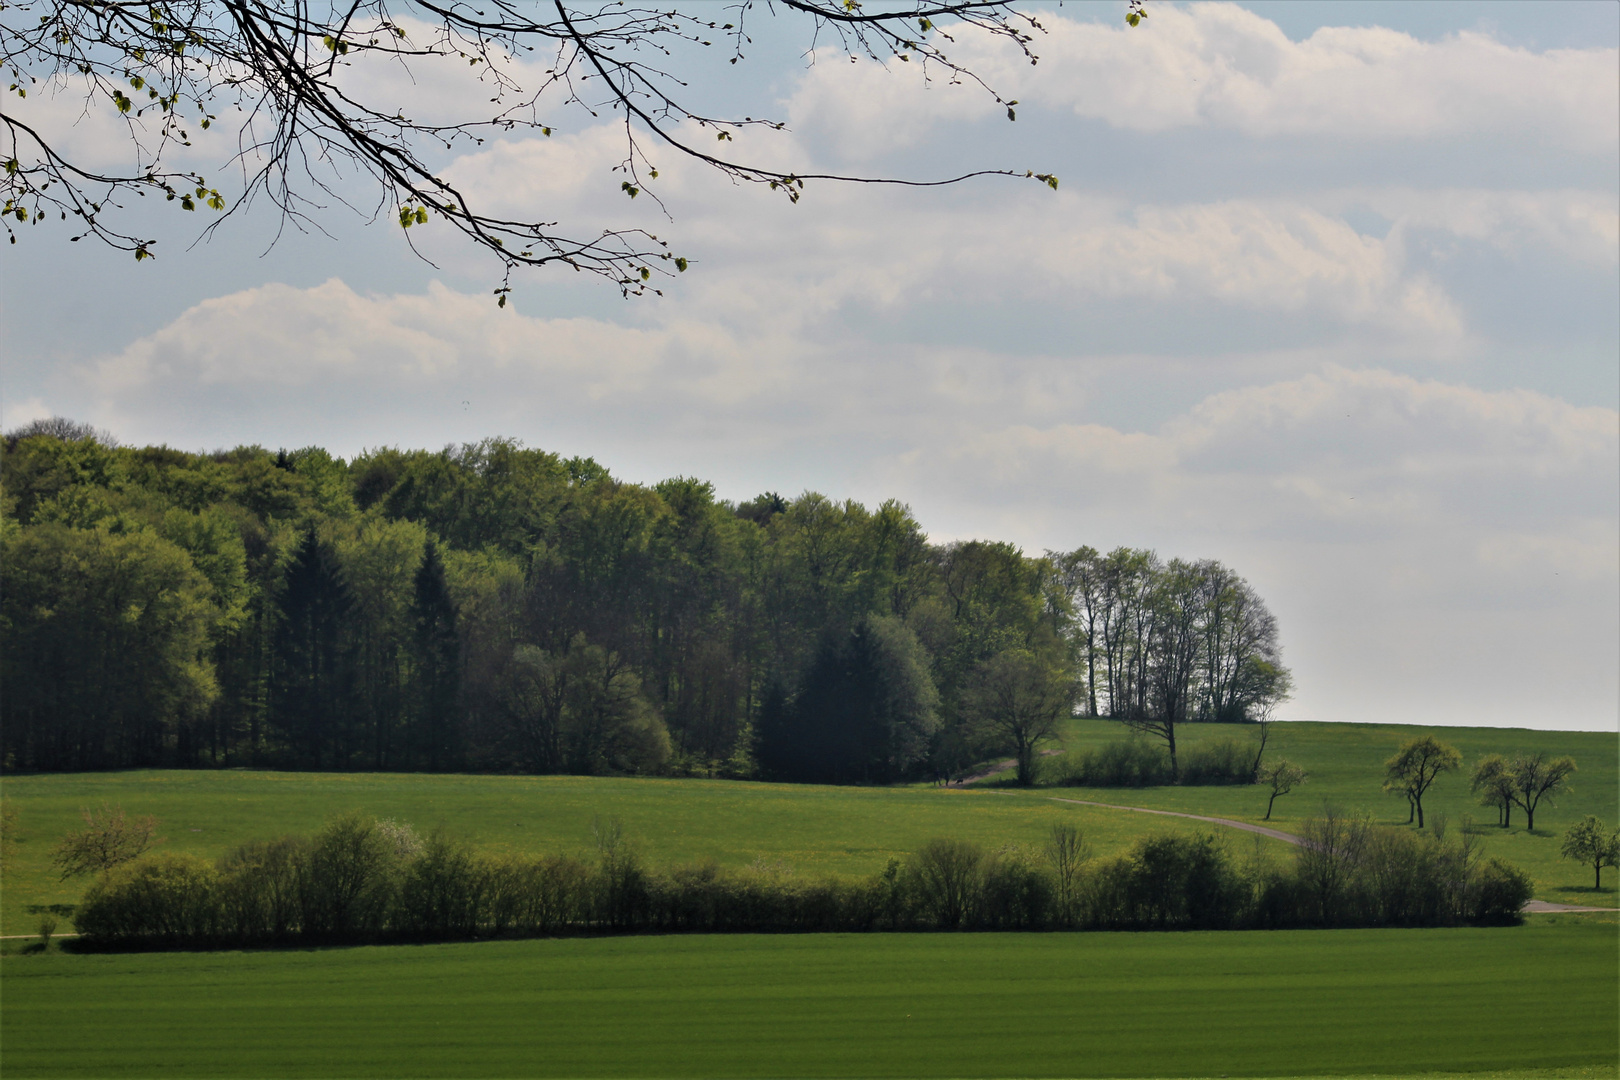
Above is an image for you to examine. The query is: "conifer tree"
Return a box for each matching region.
[271,529,354,768]
[410,540,461,771]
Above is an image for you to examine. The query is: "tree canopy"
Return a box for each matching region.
[1,423,1287,781]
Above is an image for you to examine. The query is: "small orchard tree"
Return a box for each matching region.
[1508,753,1576,832]
[1559,816,1617,890]
[1257,759,1306,821]
[1470,753,1517,828]
[50,802,161,879]
[1382,736,1461,829]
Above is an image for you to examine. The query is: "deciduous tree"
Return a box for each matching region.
[1560,815,1619,890]
[1470,753,1517,828]
[1257,759,1305,821]
[1508,752,1576,832]
[1381,736,1460,829]
[51,802,161,879]
[960,647,1072,786]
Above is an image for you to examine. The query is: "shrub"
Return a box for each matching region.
[1058,738,1172,788]
[216,837,305,940]
[1087,833,1243,930]
[1179,738,1259,786]
[297,813,401,940]
[76,853,221,941]
[908,838,984,929]
[975,847,1052,929]
[484,852,591,936]
[394,832,486,939]
[1470,857,1533,924]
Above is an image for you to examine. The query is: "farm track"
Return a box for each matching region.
[957,760,1619,913]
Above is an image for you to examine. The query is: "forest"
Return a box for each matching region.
[0,424,1291,780]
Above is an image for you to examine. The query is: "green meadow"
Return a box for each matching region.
[0,770,1241,936]
[3,919,1615,1078]
[2,720,1615,935]
[2,719,1616,1080]
[1020,719,1618,907]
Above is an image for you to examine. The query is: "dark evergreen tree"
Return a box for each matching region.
[270,529,354,769]
[410,540,462,771]
[759,616,938,785]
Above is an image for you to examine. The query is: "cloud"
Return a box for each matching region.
[798,3,1619,153]
[444,126,1473,341]
[46,278,1620,728]
[881,365,1619,728]
[1,395,54,431]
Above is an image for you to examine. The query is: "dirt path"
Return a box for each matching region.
[951,750,1064,786]
[1044,796,1306,846]
[957,778,1618,914]
[1521,900,1619,913]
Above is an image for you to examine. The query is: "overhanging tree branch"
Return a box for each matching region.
[2,1,1145,298]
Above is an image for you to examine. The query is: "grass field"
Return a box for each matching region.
[2,917,1614,1078]
[1,720,1614,935]
[1012,719,1620,907]
[0,770,1252,937]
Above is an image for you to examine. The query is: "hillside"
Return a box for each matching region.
[3,719,1612,934]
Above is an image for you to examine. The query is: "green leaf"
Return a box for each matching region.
[674,257,688,272]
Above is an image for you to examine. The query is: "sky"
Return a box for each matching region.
[3,1,1616,732]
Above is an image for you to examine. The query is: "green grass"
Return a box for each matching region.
[2,918,1614,1078]
[1,719,1613,934]
[1018,719,1620,907]
[0,771,1252,936]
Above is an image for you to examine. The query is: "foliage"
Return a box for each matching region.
[1054,734,1259,788]
[959,648,1072,786]
[1256,758,1306,820]
[1560,815,1619,890]
[758,613,939,784]
[49,802,161,879]
[1382,736,1462,828]
[0,3,1080,293]
[2,431,1288,788]
[1471,753,1518,827]
[1506,752,1576,832]
[69,812,1538,948]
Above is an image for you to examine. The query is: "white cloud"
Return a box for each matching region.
[44,279,1620,729]
[1,395,54,431]
[879,3,1620,150]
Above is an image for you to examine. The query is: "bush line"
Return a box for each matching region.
[73,811,1533,949]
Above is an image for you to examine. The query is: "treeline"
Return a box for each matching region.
[1,423,1290,780]
[73,812,1532,948]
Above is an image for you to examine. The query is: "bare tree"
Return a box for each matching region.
[3,415,117,449]
[1,1,1142,295]
[50,802,162,879]
[1044,822,1090,926]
